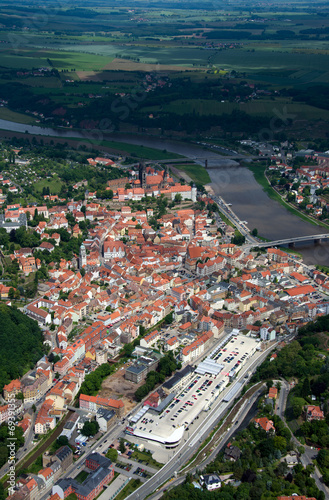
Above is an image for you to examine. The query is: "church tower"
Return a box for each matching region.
[161,165,169,188]
[139,162,147,189]
[79,243,87,269]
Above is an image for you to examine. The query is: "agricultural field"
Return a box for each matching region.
[0,1,327,143]
[144,97,329,120]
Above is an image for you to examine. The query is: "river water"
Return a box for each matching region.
[0,119,328,265]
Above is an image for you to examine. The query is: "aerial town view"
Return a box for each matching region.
[1,0,329,500]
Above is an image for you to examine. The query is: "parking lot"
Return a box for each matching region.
[126,333,260,447]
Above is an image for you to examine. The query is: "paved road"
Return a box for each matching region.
[147,386,265,500]
[210,193,257,244]
[276,379,289,420]
[39,419,129,500]
[125,341,280,500]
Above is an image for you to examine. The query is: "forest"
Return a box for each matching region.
[0,304,46,392]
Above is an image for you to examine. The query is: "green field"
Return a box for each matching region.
[0,49,113,72]
[174,163,211,185]
[66,137,183,161]
[0,107,36,125]
[0,3,328,142]
[34,176,63,194]
[144,98,329,119]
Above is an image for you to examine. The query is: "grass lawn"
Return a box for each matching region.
[131,450,163,469]
[0,107,36,125]
[75,470,89,484]
[101,140,183,160]
[67,137,183,160]
[174,163,211,185]
[114,478,142,500]
[34,176,63,194]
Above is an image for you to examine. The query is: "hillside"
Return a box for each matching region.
[0,304,45,391]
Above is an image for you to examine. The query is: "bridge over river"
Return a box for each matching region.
[246,233,329,250]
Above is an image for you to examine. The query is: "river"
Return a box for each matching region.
[0,118,328,265]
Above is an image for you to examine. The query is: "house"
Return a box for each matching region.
[166,336,179,351]
[38,466,55,488]
[306,405,324,421]
[96,408,116,432]
[3,379,21,400]
[140,330,160,349]
[39,241,55,253]
[224,444,241,462]
[103,240,126,260]
[34,400,56,434]
[0,405,9,424]
[268,387,278,399]
[284,451,299,467]
[144,391,161,408]
[254,417,275,433]
[199,473,221,491]
[79,394,124,417]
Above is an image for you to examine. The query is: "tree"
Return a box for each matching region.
[81,420,99,437]
[0,305,45,393]
[251,228,258,237]
[301,377,311,398]
[293,402,303,418]
[273,435,287,452]
[54,435,69,450]
[8,288,15,300]
[106,448,118,462]
[119,438,126,454]
[232,234,245,245]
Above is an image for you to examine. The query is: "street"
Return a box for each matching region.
[124,341,280,500]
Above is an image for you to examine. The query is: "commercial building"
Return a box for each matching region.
[125,352,161,383]
[126,332,261,448]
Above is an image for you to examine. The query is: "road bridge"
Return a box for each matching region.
[246,233,329,249]
[154,155,257,164]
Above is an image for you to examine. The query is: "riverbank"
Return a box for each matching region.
[246,162,329,230]
[0,115,329,263]
[0,129,184,161]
